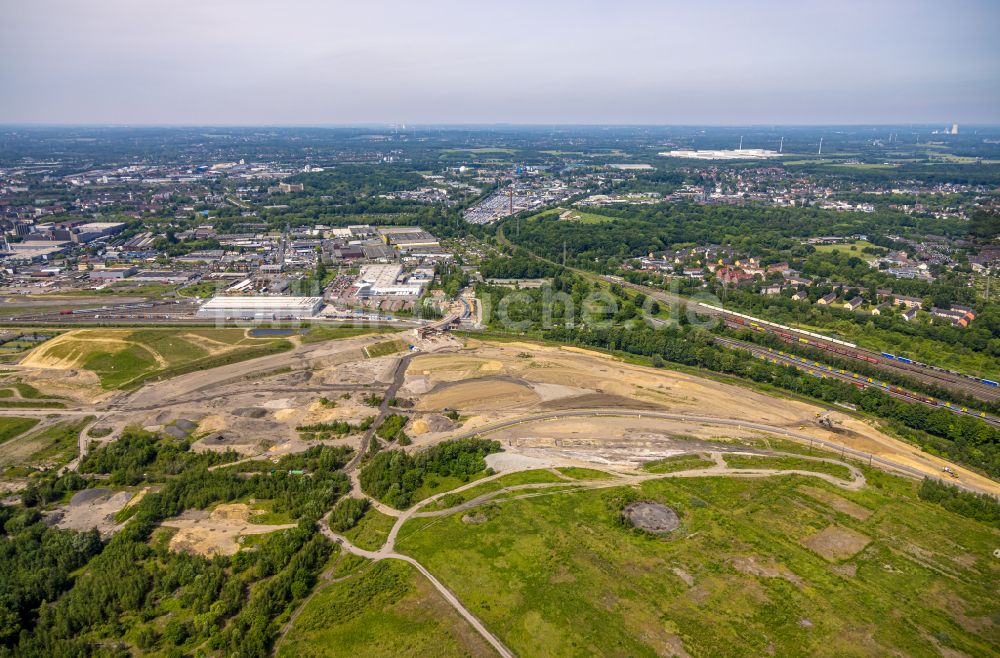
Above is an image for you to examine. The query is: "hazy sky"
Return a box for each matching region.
[2,0,998,125]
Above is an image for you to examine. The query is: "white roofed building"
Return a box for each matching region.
[197,296,324,319]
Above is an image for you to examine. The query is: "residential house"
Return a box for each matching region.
[785,275,813,287]
[893,295,923,309]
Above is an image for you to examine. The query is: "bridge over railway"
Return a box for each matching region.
[416,312,460,338]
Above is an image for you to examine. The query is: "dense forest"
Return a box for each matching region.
[503,204,967,272]
[1,433,354,657]
[359,438,502,509]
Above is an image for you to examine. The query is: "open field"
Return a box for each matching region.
[556,207,619,224]
[0,416,39,442]
[0,417,92,471]
[5,323,999,657]
[342,507,397,551]
[643,454,716,473]
[440,147,518,155]
[54,487,139,537]
[555,466,614,480]
[19,327,291,390]
[722,454,854,480]
[300,325,395,344]
[396,471,1000,657]
[278,560,495,658]
[811,239,879,255]
[365,338,410,358]
[422,470,566,511]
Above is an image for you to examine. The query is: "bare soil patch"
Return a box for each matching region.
[801,525,871,561]
[15,367,105,403]
[417,377,539,411]
[55,488,135,537]
[539,392,665,411]
[409,414,455,436]
[730,555,803,586]
[161,503,295,557]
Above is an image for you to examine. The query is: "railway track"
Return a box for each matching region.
[600,276,999,404]
[713,336,1000,428]
[709,310,1000,405]
[498,229,998,404]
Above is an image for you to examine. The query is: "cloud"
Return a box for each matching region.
[1,0,998,124]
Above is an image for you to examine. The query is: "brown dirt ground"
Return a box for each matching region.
[801,525,872,561]
[55,488,135,537]
[161,503,295,557]
[730,555,804,586]
[13,367,105,403]
[408,341,1000,495]
[416,377,540,411]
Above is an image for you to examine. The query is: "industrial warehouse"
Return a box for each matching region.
[196,296,324,320]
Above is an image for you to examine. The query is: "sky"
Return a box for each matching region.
[1,0,998,125]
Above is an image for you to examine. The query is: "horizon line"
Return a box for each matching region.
[0,121,990,130]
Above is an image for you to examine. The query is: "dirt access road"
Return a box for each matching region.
[318,453,863,658]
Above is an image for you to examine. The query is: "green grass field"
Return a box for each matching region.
[278,560,494,658]
[23,328,295,390]
[440,147,517,155]
[642,454,716,473]
[0,400,66,409]
[561,208,619,224]
[341,507,396,551]
[811,239,879,255]
[0,379,66,407]
[300,326,393,344]
[406,471,491,505]
[395,470,1000,657]
[364,339,409,358]
[555,467,614,480]
[421,469,566,512]
[0,417,40,443]
[0,417,92,471]
[722,454,853,480]
[538,206,618,224]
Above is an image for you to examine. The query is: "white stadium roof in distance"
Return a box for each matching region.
[659,149,781,160]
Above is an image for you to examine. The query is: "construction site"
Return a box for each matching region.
[5,327,997,504]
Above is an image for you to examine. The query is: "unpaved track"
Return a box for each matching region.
[346,352,416,472]
[122,330,409,409]
[322,456,862,658]
[426,408,997,495]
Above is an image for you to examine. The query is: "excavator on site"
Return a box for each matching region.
[815,411,837,431]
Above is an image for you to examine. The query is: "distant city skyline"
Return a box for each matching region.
[2,0,998,125]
